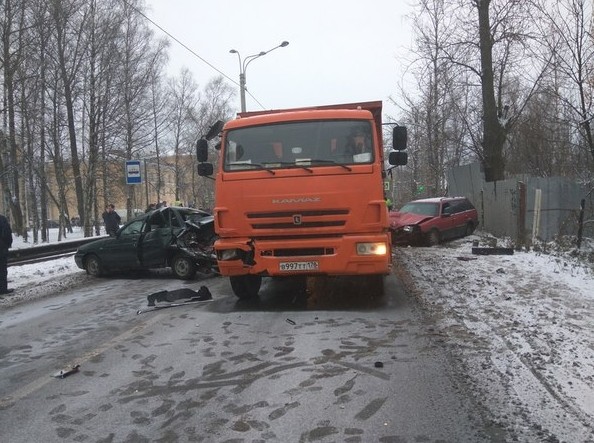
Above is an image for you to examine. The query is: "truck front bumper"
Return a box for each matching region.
[214,234,392,277]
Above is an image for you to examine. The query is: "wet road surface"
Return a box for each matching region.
[0,271,497,442]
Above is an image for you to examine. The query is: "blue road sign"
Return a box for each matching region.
[126,160,142,184]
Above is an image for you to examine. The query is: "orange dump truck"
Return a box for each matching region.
[197,101,407,299]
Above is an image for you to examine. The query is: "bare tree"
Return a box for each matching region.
[0,0,27,235]
[114,0,168,220]
[192,76,235,210]
[534,0,594,169]
[48,0,92,229]
[144,64,170,207]
[29,0,51,242]
[404,0,466,195]
[166,68,199,203]
[392,0,480,201]
[423,0,549,181]
[81,0,125,235]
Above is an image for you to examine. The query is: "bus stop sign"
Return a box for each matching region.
[126,160,142,184]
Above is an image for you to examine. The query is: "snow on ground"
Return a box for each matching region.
[394,233,594,442]
[2,228,594,441]
[1,228,89,307]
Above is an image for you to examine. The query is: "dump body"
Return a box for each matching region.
[211,101,394,294]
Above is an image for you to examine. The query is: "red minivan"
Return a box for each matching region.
[389,197,479,246]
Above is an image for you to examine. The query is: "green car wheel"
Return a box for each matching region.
[171,254,197,280]
[85,254,103,277]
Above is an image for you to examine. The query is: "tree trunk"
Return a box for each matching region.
[477,0,507,182]
[1,0,25,235]
[53,2,86,227]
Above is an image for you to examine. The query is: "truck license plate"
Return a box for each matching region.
[279,261,319,271]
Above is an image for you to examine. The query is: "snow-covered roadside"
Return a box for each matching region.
[394,234,594,442]
[1,228,89,307]
[1,256,87,307]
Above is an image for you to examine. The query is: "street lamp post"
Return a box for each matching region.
[229,41,289,112]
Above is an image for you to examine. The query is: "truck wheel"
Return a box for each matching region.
[172,255,197,280]
[427,229,440,246]
[366,274,385,296]
[85,254,103,277]
[390,229,397,245]
[230,275,262,299]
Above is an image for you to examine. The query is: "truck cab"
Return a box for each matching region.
[197,101,407,299]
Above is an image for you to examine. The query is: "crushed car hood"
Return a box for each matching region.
[389,212,433,228]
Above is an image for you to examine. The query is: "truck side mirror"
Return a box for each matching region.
[196,138,209,162]
[393,126,407,151]
[389,151,408,166]
[204,120,224,140]
[197,163,213,176]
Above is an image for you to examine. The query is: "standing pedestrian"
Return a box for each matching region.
[102,204,121,236]
[0,213,14,295]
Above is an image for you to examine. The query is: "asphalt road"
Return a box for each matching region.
[0,271,499,442]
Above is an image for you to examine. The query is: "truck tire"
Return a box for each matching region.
[85,254,103,277]
[367,274,385,296]
[171,255,197,280]
[230,275,262,299]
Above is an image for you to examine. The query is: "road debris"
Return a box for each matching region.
[471,247,514,255]
[137,286,213,314]
[53,364,80,379]
[147,286,212,306]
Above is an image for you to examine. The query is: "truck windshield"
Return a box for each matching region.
[223,120,374,172]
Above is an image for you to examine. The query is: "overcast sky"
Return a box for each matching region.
[144,0,415,120]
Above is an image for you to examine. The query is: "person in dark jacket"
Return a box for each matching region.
[0,213,13,295]
[102,204,121,236]
[344,127,371,157]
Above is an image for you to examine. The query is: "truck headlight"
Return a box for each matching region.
[218,249,239,261]
[356,242,387,256]
[403,225,415,233]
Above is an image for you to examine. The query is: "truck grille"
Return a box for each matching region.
[261,248,334,257]
[247,209,349,231]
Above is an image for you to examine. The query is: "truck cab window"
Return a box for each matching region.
[223,120,374,171]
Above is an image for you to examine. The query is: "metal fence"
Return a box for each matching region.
[447,163,594,244]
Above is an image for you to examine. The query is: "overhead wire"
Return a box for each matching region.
[122,0,267,110]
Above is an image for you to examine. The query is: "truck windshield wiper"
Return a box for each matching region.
[266,161,314,173]
[227,162,275,175]
[307,159,352,171]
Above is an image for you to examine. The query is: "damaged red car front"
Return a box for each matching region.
[389,197,478,246]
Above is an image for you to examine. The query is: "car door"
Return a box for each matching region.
[448,201,467,238]
[104,219,144,270]
[139,209,174,268]
[456,199,478,235]
[437,202,456,240]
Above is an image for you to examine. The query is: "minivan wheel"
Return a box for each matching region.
[427,229,440,246]
[230,275,262,299]
[172,255,197,280]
